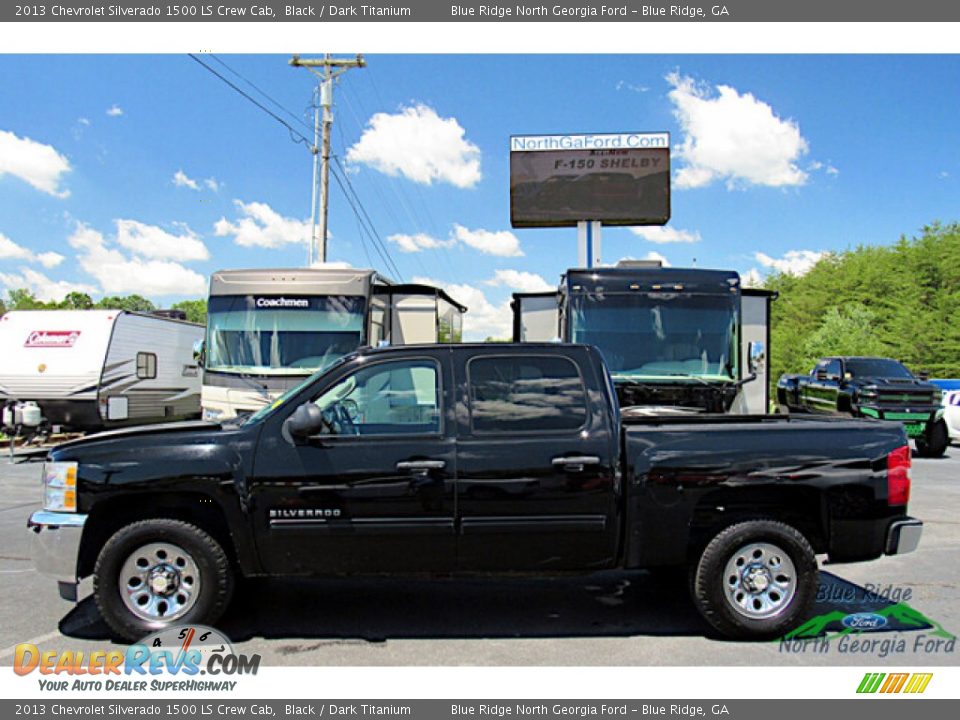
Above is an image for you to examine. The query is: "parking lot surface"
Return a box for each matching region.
[1,449,957,666]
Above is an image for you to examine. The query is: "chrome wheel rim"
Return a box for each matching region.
[723,541,796,619]
[118,542,200,623]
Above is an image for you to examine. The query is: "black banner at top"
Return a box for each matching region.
[5,0,960,23]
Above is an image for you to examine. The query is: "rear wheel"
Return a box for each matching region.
[94,519,233,642]
[692,520,818,640]
[915,420,949,458]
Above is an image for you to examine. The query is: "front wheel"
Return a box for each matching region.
[915,420,949,458]
[94,519,234,642]
[692,520,818,640]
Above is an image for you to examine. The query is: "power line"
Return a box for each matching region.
[207,54,315,136]
[187,54,312,148]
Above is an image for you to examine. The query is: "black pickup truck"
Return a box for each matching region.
[29,344,921,641]
[777,356,949,457]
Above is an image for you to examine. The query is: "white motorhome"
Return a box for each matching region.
[201,268,466,420]
[0,310,204,433]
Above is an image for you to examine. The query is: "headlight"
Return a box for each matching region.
[42,462,78,512]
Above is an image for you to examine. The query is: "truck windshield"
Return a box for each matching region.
[206,295,366,375]
[569,292,738,381]
[844,359,915,379]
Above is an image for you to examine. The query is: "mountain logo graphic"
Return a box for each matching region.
[783,602,955,641]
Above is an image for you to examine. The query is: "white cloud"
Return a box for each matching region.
[755,249,823,276]
[453,224,523,257]
[78,117,91,127]
[115,219,209,262]
[204,178,221,192]
[0,232,65,269]
[615,80,649,93]
[347,104,481,189]
[667,72,809,190]
[68,223,207,296]
[387,232,455,253]
[414,275,512,341]
[742,268,764,288]
[0,267,97,303]
[615,252,672,268]
[0,129,71,198]
[214,200,311,249]
[484,269,553,293]
[106,105,124,117]
[35,252,64,269]
[630,226,702,244]
[173,170,200,191]
[309,261,353,269]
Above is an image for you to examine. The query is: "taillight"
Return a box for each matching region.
[887,445,911,506]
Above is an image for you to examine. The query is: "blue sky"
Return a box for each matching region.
[1,54,959,338]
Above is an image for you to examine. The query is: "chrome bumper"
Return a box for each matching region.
[886,518,923,555]
[27,511,87,597]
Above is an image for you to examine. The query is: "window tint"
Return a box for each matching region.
[136,352,157,379]
[826,360,842,377]
[468,355,587,433]
[312,359,440,436]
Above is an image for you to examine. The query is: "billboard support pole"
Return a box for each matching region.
[577,220,602,268]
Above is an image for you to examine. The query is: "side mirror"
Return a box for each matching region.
[281,402,325,443]
[815,369,828,381]
[918,370,930,381]
[748,341,765,374]
[192,339,206,368]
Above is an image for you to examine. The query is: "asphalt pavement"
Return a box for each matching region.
[1,447,957,666]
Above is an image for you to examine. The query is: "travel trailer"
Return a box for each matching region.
[0,309,204,435]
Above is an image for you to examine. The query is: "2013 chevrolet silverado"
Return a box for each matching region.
[28,344,922,641]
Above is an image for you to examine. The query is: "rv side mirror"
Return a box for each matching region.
[282,402,325,443]
[748,341,765,374]
[815,369,828,381]
[192,339,205,368]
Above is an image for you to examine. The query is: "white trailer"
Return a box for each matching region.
[0,309,203,434]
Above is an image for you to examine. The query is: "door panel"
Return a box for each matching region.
[453,351,619,571]
[251,354,456,574]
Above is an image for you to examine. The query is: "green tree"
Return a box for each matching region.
[59,291,94,310]
[171,299,207,325]
[799,304,889,370]
[96,294,156,312]
[7,289,48,310]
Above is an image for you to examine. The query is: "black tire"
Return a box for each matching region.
[94,519,234,642]
[692,520,818,640]
[915,420,949,458]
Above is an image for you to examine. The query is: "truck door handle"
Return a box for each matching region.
[396,460,446,472]
[552,455,601,472]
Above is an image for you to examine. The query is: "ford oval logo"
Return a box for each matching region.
[842,612,888,630]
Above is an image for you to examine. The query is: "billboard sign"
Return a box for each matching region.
[510,132,670,228]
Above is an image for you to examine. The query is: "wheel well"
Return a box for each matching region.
[78,492,237,578]
[688,487,827,561]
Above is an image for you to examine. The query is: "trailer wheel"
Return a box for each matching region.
[915,420,949,458]
[94,519,233,642]
[692,520,818,640]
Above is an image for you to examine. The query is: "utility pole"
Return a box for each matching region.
[290,53,366,266]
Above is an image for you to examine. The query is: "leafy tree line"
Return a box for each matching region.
[0,290,207,325]
[764,222,960,383]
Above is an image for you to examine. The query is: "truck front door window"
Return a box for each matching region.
[312,359,440,436]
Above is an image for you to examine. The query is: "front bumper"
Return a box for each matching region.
[886,517,923,555]
[27,510,87,599]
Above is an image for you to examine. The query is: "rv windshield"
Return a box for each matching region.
[206,295,366,375]
[569,291,738,381]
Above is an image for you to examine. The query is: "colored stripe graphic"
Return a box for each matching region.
[857,672,932,694]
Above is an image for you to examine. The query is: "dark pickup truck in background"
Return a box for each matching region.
[777,356,949,457]
[29,344,921,641]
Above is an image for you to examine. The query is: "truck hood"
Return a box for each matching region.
[54,420,223,450]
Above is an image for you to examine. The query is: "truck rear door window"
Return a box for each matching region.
[467,355,588,433]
